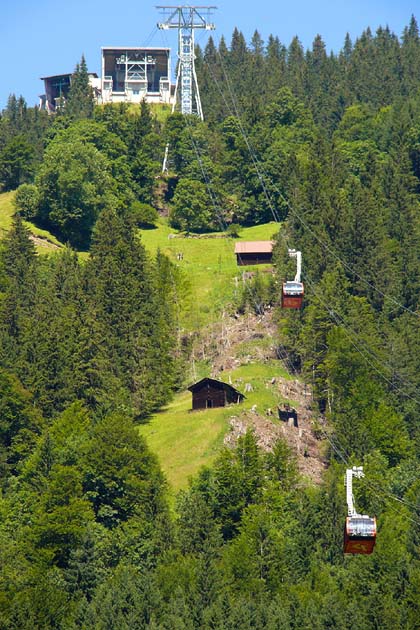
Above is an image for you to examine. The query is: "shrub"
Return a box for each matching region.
[14,183,40,219]
[226,223,241,238]
[129,201,159,228]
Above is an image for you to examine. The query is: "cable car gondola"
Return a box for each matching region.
[282,249,304,309]
[344,515,377,554]
[343,467,376,555]
[282,281,304,309]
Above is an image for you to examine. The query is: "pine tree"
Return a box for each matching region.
[401,16,420,96]
[0,214,37,371]
[65,55,95,120]
[129,100,153,158]
[87,207,176,417]
[286,36,306,99]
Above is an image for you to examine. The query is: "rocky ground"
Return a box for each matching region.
[195,309,328,484]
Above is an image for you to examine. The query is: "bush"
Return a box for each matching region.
[226,223,241,238]
[14,183,39,219]
[129,201,159,228]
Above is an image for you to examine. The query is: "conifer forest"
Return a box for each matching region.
[0,18,420,629]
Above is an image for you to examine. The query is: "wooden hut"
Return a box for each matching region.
[188,377,245,410]
[234,241,274,266]
[278,403,298,427]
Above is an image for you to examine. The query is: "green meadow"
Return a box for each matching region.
[139,219,280,328]
[140,359,294,490]
[0,191,62,254]
[137,220,287,489]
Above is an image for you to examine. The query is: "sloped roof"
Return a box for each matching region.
[234,241,274,254]
[40,72,98,80]
[188,377,244,398]
[101,46,170,52]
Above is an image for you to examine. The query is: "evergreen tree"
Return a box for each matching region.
[65,55,95,120]
[0,214,37,371]
[0,135,34,190]
[87,207,175,417]
[401,15,420,96]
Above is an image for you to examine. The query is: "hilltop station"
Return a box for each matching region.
[39,5,216,114]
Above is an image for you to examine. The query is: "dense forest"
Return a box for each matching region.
[0,18,420,629]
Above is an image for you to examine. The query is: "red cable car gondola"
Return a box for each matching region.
[282,281,304,309]
[343,467,376,555]
[282,249,304,309]
[343,515,377,555]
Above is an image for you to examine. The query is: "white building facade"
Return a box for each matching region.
[100,47,174,105]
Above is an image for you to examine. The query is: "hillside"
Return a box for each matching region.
[1,18,420,626]
[0,191,323,489]
[140,307,326,490]
[0,191,62,254]
[138,219,325,489]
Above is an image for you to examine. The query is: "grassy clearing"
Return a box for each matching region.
[0,191,15,235]
[138,219,289,489]
[0,191,63,255]
[140,391,231,490]
[139,359,294,490]
[139,219,280,328]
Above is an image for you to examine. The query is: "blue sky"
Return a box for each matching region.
[1,0,418,110]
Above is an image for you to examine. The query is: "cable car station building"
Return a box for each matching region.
[40,47,174,112]
[40,73,101,113]
[101,47,173,105]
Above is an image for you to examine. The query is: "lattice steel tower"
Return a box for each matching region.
[157,5,216,119]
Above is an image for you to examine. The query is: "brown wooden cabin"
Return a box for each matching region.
[234,241,274,266]
[188,378,245,410]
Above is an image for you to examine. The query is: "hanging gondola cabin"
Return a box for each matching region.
[281,281,304,309]
[343,515,377,555]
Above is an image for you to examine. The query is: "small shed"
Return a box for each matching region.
[278,403,298,427]
[188,377,245,410]
[234,241,274,266]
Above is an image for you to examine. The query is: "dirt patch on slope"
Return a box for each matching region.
[30,235,61,250]
[193,309,327,484]
[194,309,279,373]
[224,403,327,485]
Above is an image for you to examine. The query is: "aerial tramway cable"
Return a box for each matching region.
[193,42,420,529]
[149,24,420,537]
[205,38,420,319]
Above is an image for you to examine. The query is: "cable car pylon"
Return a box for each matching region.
[343,466,377,554]
[157,5,216,172]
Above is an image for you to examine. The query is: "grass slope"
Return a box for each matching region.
[0,191,62,254]
[138,219,290,489]
[140,357,294,490]
[139,219,280,328]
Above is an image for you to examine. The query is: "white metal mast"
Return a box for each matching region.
[345,466,365,517]
[157,5,216,118]
[288,249,302,283]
